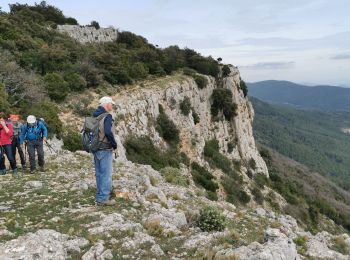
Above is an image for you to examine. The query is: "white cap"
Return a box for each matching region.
[99,96,115,106]
[27,115,36,124]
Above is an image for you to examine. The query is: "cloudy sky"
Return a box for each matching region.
[1,0,350,86]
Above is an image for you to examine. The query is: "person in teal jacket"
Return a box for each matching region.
[20,115,48,174]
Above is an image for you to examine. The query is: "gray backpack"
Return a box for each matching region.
[82,113,108,153]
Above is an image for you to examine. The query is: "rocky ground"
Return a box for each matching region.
[0,145,349,259]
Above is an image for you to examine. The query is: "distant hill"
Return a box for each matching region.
[248,80,350,111]
[251,97,350,191]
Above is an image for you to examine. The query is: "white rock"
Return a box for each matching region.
[0,229,88,259]
[215,228,299,260]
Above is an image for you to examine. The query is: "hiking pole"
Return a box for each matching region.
[24,142,27,165]
[45,140,57,154]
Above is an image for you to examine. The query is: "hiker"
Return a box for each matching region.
[0,115,18,176]
[19,115,48,174]
[92,96,117,206]
[9,114,26,170]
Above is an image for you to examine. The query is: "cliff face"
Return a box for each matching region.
[111,66,268,177]
[57,25,118,43]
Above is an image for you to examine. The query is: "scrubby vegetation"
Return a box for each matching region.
[180,97,192,116]
[156,105,180,145]
[198,206,226,232]
[203,140,250,204]
[191,162,218,201]
[160,167,189,187]
[211,88,237,121]
[194,75,208,89]
[222,65,231,77]
[62,130,81,152]
[124,135,188,171]
[239,80,248,97]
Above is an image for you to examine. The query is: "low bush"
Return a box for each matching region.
[124,136,185,170]
[211,88,237,121]
[180,97,192,116]
[222,65,231,77]
[160,167,189,187]
[194,74,208,89]
[191,162,218,201]
[192,110,200,124]
[204,139,241,181]
[156,108,180,145]
[222,176,250,205]
[252,187,264,205]
[240,80,248,97]
[62,130,81,152]
[198,206,226,232]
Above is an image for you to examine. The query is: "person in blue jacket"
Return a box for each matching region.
[20,115,48,174]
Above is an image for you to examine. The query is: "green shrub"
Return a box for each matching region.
[125,136,185,170]
[308,205,319,225]
[192,110,200,124]
[90,20,100,29]
[249,158,257,170]
[198,206,226,232]
[207,191,218,201]
[240,80,248,97]
[160,167,189,187]
[180,97,192,116]
[191,162,218,201]
[43,73,69,102]
[211,88,237,121]
[156,110,180,145]
[63,130,81,152]
[293,236,308,255]
[194,75,208,89]
[129,62,149,80]
[0,83,10,114]
[222,65,231,77]
[227,141,235,153]
[252,187,264,205]
[332,236,349,255]
[238,190,251,204]
[183,67,196,76]
[204,139,241,181]
[222,176,248,205]
[72,102,94,117]
[254,173,269,188]
[64,72,87,91]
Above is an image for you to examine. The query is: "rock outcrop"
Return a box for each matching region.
[109,66,268,176]
[57,25,118,43]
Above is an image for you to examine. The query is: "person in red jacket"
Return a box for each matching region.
[0,115,18,176]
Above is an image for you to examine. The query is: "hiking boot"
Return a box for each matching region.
[39,167,45,173]
[96,199,116,207]
[30,169,35,174]
[12,169,19,177]
[0,170,6,175]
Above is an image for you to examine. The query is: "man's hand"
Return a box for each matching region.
[113,149,118,158]
[43,137,47,142]
[0,119,5,127]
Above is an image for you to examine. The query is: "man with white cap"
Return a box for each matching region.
[20,115,48,174]
[92,96,117,206]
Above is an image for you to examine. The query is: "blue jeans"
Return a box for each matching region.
[93,150,113,203]
[0,144,17,170]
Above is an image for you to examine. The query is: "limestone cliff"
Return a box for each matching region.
[57,25,118,43]
[109,66,268,177]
